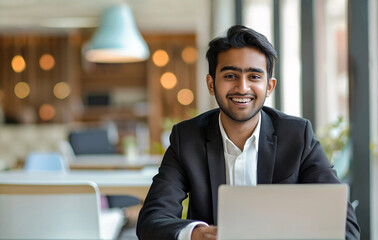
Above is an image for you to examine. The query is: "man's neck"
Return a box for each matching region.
[220,111,260,151]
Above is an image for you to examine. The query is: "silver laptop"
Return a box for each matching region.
[0,181,124,240]
[217,184,348,240]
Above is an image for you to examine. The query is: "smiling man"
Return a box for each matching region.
[136,25,360,240]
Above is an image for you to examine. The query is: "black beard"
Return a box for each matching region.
[213,83,267,122]
[214,94,263,122]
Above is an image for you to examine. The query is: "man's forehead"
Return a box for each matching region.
[216,47,267,71]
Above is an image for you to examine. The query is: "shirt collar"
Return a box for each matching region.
[219,113,261,154]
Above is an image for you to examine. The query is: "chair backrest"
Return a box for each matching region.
[68,128,117,155]
[24,152,68,172]
[0,181,101,239]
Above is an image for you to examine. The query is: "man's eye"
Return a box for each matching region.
[224,74,236,79]
[249,75,261,80]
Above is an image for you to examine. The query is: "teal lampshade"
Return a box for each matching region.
[84,4,149,63]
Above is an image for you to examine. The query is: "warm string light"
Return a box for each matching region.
[152,49,169,67]
[14,82,30,99]
[11,55,26,73]
[177,89,194,105]
[155,47,196,106]
[53,82,71,99]
[10,45,195,117]
[160,72,177,89]
[39,54,55,71]
[181,47,198,64]
[39,104,56,121]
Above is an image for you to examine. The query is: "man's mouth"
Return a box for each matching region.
[231,98,252,103]
[231,97,253,103]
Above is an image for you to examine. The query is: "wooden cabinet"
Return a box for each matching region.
[0,32,197,149]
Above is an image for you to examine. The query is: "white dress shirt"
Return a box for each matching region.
[219,114,260,186]
[178,113,261,240]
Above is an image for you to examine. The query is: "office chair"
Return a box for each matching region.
[0,182,124,239]
[24,151,68,172]
[68,127,118,155]
[24,151,111,210]
[68,126,142,210]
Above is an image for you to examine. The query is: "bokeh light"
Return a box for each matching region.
[53,82,71,99]
[39,54,55,71]
[14,82,30,99]
[160,72,177,89]
[152,50,169,67]
[181,47,198,64]
[39,104,56,121]
[177,88,194,105]
[11,55,26,73]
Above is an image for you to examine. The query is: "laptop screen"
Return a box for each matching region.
[217,184,347,240]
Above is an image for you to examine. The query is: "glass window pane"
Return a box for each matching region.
[280,0,301,117]
[243,0,275,108]
[315,0,348,129]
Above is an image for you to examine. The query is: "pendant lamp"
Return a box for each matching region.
[84,4,149,63]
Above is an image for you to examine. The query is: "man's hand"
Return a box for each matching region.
[191,225,218,240]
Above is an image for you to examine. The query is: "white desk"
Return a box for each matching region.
[69,154,162,170]
[0,167,158,199]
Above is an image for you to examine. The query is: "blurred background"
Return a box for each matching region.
[0,0,376,239]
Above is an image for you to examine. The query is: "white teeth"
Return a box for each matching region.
[231,97,252,103]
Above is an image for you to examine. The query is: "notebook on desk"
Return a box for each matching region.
[217,184,348,240]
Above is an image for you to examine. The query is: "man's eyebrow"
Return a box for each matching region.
[220,66,265,75]
[220,66,242,72]
[245,67,265,74]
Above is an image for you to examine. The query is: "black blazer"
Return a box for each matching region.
[137,107,360,240]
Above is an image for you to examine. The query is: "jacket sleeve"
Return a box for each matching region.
[299,120,360,240]
[136,125,195,240]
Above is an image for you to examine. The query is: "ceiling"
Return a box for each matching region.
[0,0,200,33]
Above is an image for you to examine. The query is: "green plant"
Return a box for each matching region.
[317,117,349,163]
[162,117,182,132]
[181,196,189,219]
[149,141,166,155]
[371,142,378,158]
[162,108,198,132]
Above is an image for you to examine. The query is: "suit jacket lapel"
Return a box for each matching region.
[206,110,226,224]
[205,109,278,222]
[257,109,277,184]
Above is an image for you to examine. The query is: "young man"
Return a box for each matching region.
[137,25,360,240]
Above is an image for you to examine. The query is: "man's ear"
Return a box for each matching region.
[266,78,277,97]
[206,74,215,96]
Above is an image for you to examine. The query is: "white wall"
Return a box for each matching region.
[280,0,301,117]
[369,0,378,237]
[196,0,214,114]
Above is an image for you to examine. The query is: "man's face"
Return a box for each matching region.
[206,47,276,123]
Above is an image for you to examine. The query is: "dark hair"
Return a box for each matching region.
[206,25,278,80]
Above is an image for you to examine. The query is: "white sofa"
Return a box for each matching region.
[0,124,68,170]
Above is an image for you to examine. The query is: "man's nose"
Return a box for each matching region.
[236,77,249,93]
